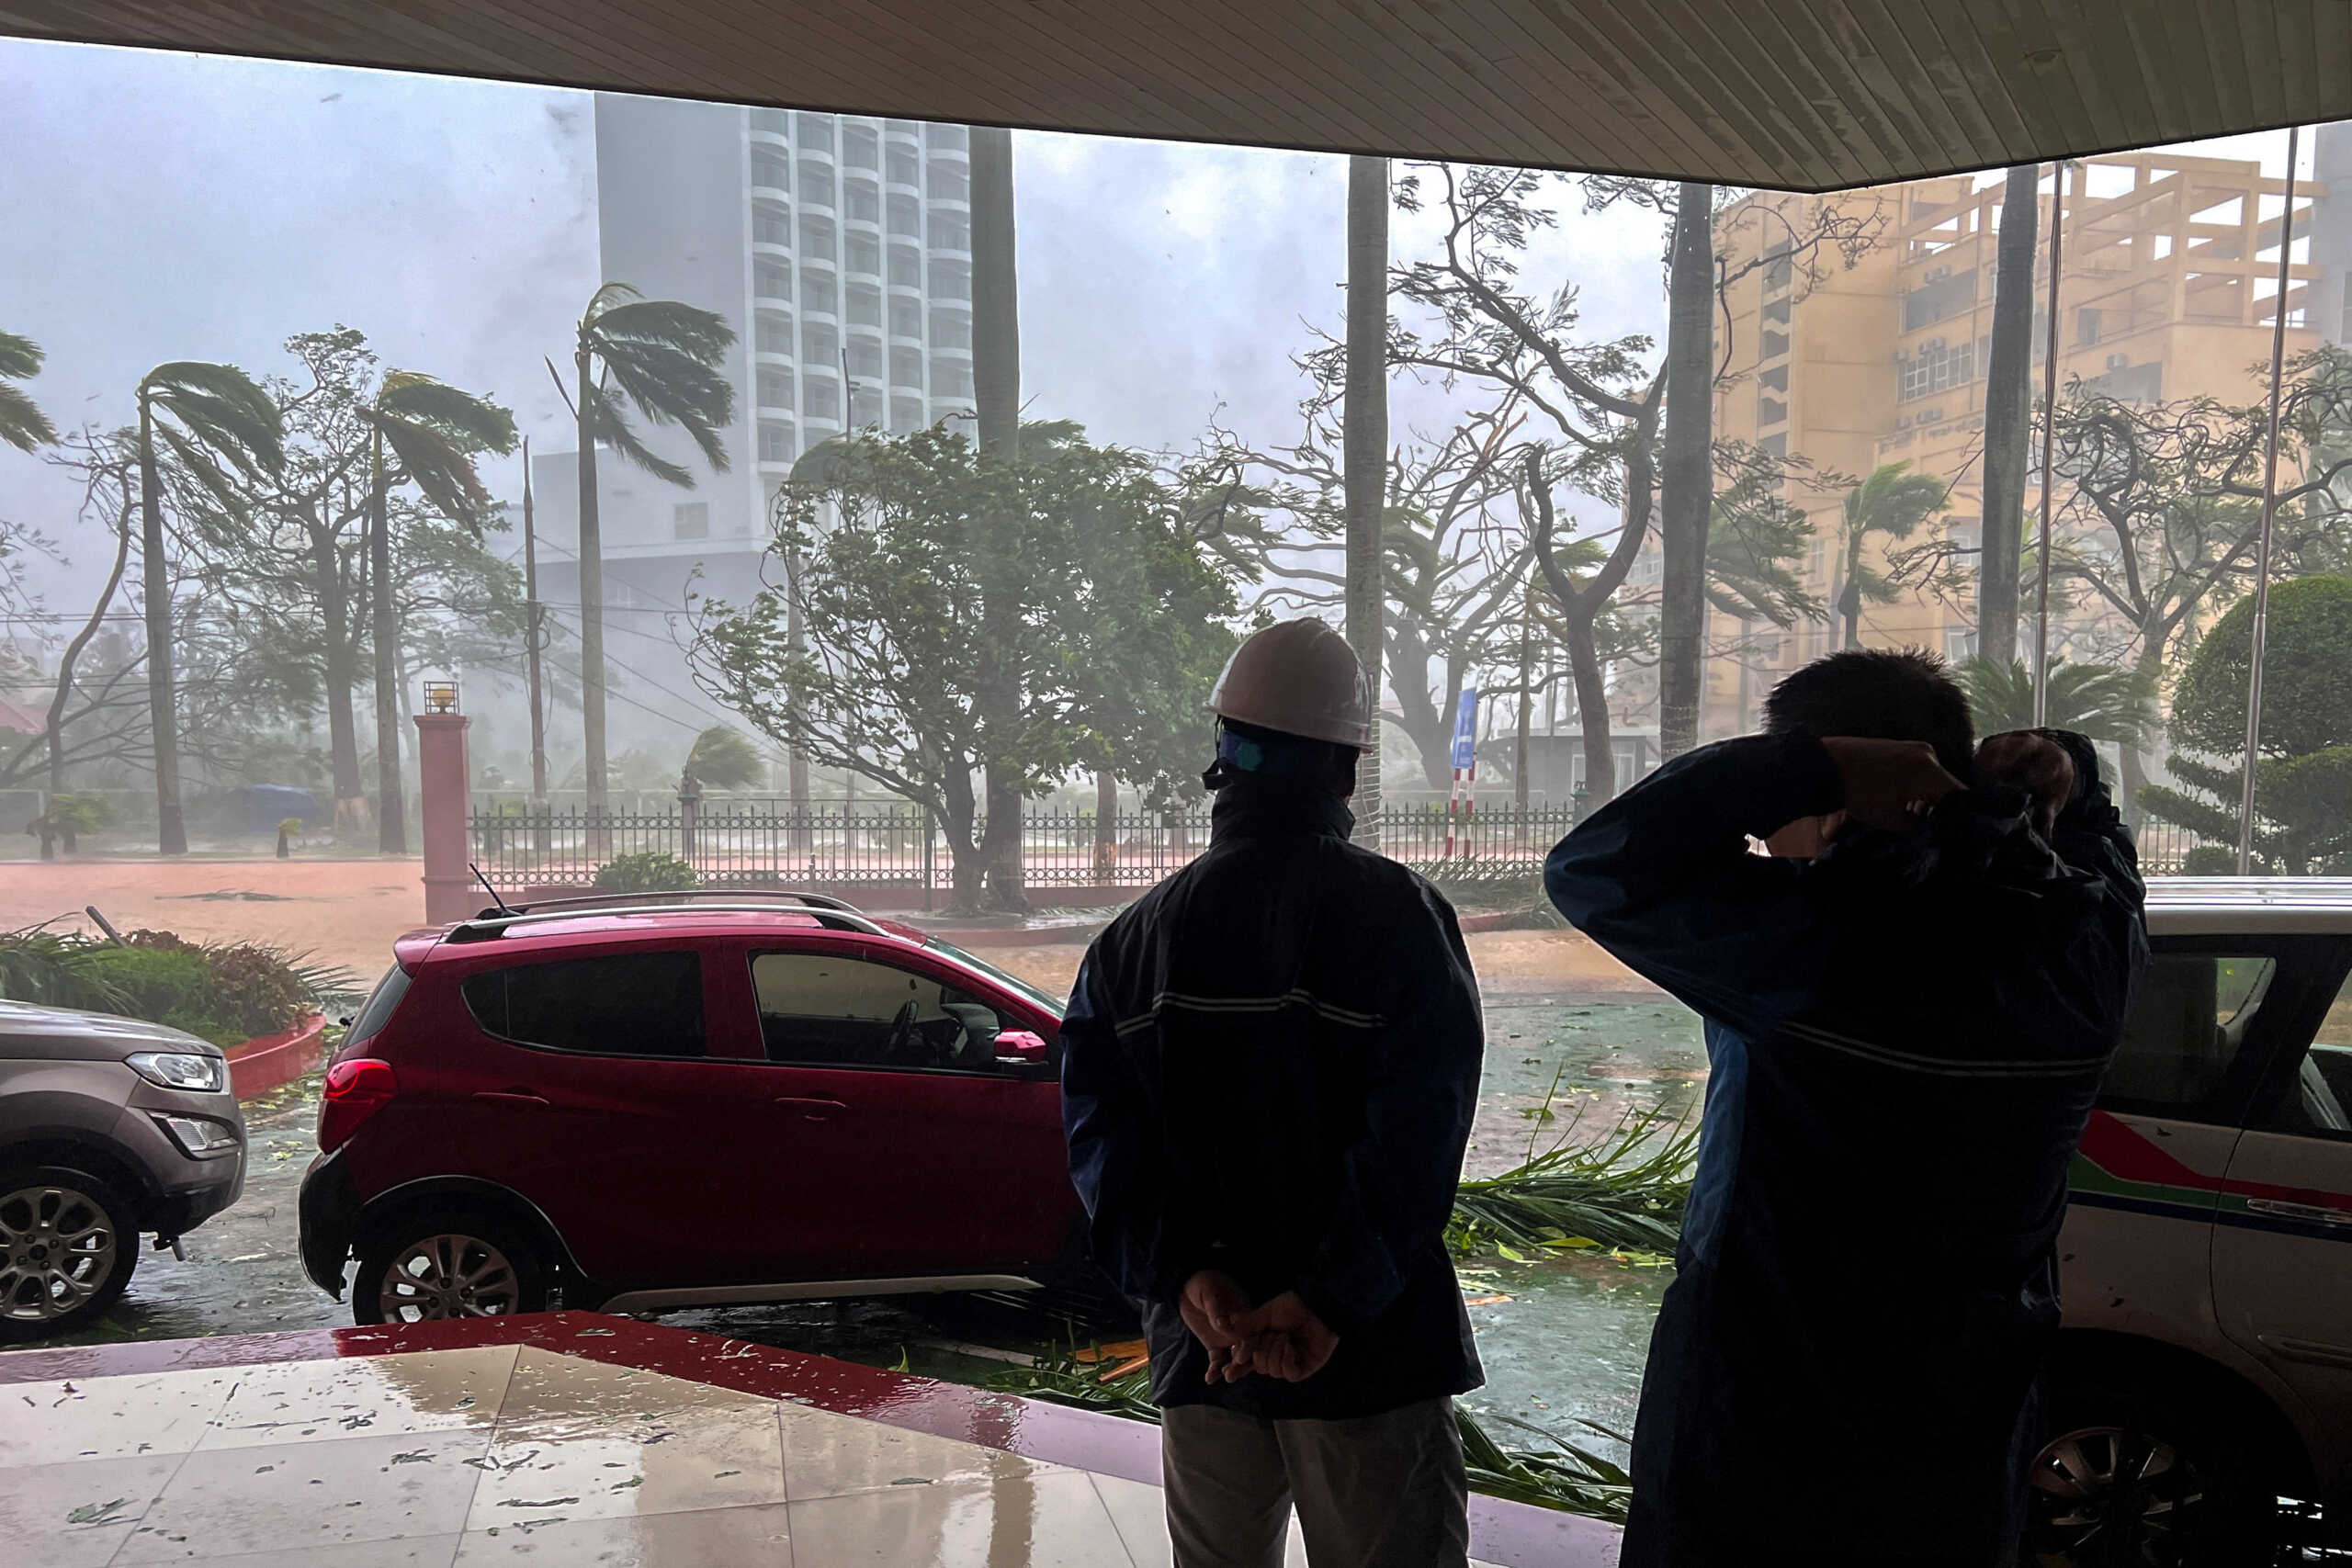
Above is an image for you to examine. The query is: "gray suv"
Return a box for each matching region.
[0,998,246,1341]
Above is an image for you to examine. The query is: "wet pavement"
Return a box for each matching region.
[35,987,1709,1465]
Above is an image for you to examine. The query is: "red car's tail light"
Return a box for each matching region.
[319,1057,398,1153]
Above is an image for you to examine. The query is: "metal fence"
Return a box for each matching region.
[470,795,2211,895]
[469,799,1587,893]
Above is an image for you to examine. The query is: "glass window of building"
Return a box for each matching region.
[758,421,797,464]
[890,395,926,435]
[673,502,709,540]
[754,309,794,354]
[930,210,970,252]
[845,337,884,380]
[924,123,967,153]
[930,306,973,349]
[932,355,975,399]
[929,161,970,202]
[888,244,922,288]
[798,158,835,209]
[752,144,791,192]
[888,192,922,238]
[844,178,880,224]
[795,113,835,152]
[931,259,972,301]
[803,375,841,422]
[845,231,883,276]
[890,344,924,389]
[845,282,883,328]
[750,107,792,136]
[842,122,880,170]
[752,199,792,247]
[799,212,836,260]
[802,268,837,317]
[753,255,792,300]
[888,297,922,339]
[804,320,839,367]
[756,366,796,411]
[887,146,920,186]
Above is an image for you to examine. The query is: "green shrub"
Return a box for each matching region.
[47,793,117,834]
[594,851,700,894]
[2181,843,2241,875]
[0,924,130,1013]
[85,946,226,1043]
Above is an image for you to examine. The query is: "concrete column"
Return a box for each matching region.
[416,709,474,924]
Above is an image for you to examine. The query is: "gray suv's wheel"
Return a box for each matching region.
[353,1213,548,1325]
[0,1166,138,1343]
[2024,1376,2279,1567]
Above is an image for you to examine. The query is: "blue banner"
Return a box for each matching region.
[1450,687,1479,770]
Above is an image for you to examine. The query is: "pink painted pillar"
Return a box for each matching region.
[416,709,474,924]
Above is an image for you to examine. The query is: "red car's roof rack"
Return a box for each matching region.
[444,888,898,942]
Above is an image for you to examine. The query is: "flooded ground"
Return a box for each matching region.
[35,982,1702,1466]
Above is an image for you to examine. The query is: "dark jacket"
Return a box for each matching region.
[1545,732,2146,1566]
[1061,777,1487,1419]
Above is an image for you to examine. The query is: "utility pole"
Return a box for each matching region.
[520,438,550,854]
[1513,581,1534,812]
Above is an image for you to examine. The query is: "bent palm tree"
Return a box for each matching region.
[1954,656,2155,751]
[568,285,735,820]
[1834,460,1948,648]
[0,331,58,453]
[136,362,283,853]
[364,372,518,852]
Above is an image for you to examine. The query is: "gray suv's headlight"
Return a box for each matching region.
[126,1051,226,1093]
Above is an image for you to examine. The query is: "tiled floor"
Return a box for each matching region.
[1,1341,1542,1566]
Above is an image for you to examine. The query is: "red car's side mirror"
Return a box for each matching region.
[994,1029,1050,1067]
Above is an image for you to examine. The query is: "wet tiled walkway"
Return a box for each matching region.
[0,1314,1618,1566]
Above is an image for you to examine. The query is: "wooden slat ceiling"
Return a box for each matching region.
[6,0,2347,191]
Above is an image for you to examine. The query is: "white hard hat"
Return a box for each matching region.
[1205,618,1374,749]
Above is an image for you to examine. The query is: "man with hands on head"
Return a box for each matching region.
[1062,618,1487,1568]
[1546,649,2147,1568]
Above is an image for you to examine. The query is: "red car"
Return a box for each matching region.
[298,891,1081,1323]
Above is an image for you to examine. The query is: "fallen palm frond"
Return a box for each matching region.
[986,1342,1634,1521]
[1456,1406,1634,1523]
[1448,1097,1695,1264]
[0,920,131,1013]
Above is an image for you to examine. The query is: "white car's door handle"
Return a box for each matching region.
[2245,1197,2352,1226]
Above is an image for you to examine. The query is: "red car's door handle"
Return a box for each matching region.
[473,1089,551,1108]
[773,1096,847,1120]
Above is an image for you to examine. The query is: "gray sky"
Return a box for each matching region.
[0,37,1668,619]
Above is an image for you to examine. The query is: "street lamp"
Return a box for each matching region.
[422,680,459,716]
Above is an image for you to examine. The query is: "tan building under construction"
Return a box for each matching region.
[1665,148,2322,740]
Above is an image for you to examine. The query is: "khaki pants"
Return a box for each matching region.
[1160,1397,1469,1568]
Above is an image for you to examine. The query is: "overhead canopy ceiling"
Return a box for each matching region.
[6,1,2346,191]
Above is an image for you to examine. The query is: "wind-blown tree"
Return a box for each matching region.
[1834,461,1949,648]
[684,725,763,790]
[0,331,58,453]
[1209,382,1532,791]
[1955,657,2155,756]
[1977,164,2041,665]
[2041,363,2352,811]
[362,371,517,851]
[33,433,133,797]
[134,362,284,853]
[564,285,736,824]
[2141,576,2352,874]
[692,423,1241,913]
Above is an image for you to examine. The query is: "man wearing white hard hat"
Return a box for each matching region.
[1062,618,1487,1568]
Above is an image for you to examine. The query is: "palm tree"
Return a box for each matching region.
[969,126,1028,908]
[1343,152,1390,845]
[1657,181,1715,760]
[0,331,58,453]
[566,285,736,822]
[1954,656,2155,751]
[1977,164,2041,666]
[1834,460,1948,648]
[135,362,283,853]
[363,372,518,852]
